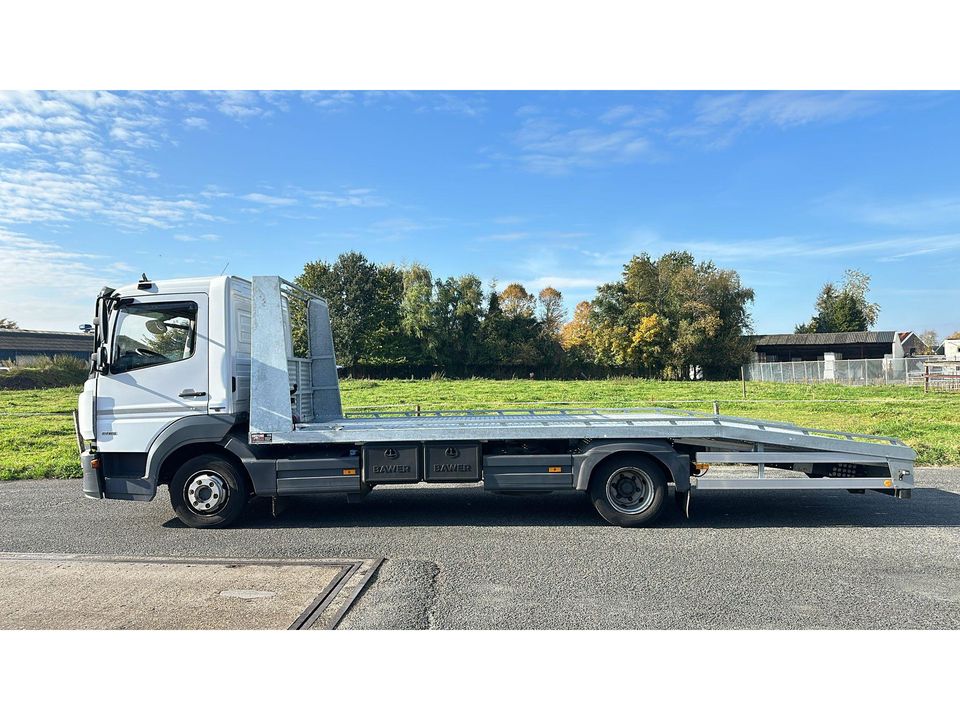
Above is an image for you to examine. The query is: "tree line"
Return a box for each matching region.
[1,260,948,375]
[293,250,756,379]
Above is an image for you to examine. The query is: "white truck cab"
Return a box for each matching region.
[78,275,254,502]
[78,274,916,529]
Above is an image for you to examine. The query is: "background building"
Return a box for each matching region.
[0,329,93,364]
[939,338,960,358]
[748,331,928,362]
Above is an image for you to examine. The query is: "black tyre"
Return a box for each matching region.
[169,453,248,528]
[589,454,668,527]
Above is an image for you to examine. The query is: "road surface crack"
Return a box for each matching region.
[425,561,441,630]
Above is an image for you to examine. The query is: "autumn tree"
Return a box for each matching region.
[561,301,593,353]
[537,287,566,338]
[918,329,939,354]
[480,282,545,368]
[590,252,754,378]
[499,283,536,319]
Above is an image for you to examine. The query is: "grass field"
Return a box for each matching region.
[1,379,957,480]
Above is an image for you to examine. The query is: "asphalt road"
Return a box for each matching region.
[1,469,958,629]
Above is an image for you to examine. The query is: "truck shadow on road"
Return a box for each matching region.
[164,485,960,530]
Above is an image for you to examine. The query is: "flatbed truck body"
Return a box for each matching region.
[76,275,916,528]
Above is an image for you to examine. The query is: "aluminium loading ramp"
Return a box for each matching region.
[248,276,915,493]
[287,408,916,492]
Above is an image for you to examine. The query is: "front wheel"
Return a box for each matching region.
[169,454,248,528]
[589,455,668,527]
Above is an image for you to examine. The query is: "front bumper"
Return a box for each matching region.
[81,451,104,499]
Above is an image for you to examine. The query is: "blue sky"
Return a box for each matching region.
[1,90,958,337]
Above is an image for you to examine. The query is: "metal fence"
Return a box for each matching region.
[742,357,931,386]
[920,361,960,392]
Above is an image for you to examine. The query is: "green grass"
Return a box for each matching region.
[1,380,957,481]
[0,386,84,481]
[0,355,89,390]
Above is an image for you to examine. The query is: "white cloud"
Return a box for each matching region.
[478,231,532,242]
[418,93,486,117]
[195,186,386,211]
[849,195,960,228]
[174,233,220,242]
[56,91,126,111]
[493,100,667,176]
[599,105,635,124]
[299,90,484,117]
[0,91,77,117]
[214,91,269,119]
[0,228,131,330]
[300,91,356,111]
[242,192,298,206]
[696,92,877,128]
[625,228,960,264]
[0,91,156,153]
[306,187,386,208]
[0,91,222,230]
[108,116,158,148]
[0,168,213,228]
[509,115,651,175]
[492,92,885,170]
[673,92,881,147]
[478,229,590,243]
[183,116,209,130]
[206,90,291,119]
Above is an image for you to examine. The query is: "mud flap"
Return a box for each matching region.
[674,489,692,519]
[346,482,373,504]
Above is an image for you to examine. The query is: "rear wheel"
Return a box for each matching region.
[169,453,248,528]
[589,455,667,527]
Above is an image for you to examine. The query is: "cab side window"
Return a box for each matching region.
[112,302,198,373]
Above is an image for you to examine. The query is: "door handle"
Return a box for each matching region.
[179,389,206,398]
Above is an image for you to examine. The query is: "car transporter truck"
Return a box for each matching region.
[76,274,916,528]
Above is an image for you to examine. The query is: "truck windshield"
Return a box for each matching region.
[111,302,198,373]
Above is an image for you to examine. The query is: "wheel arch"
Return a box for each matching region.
[144,415,238,485]
[573,440,690,492]
[157,443,250,491]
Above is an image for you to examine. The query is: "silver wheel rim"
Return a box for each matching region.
[604,467,655,515]
[185,471,227,514]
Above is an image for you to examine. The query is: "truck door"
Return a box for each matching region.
[96,293,208,453]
